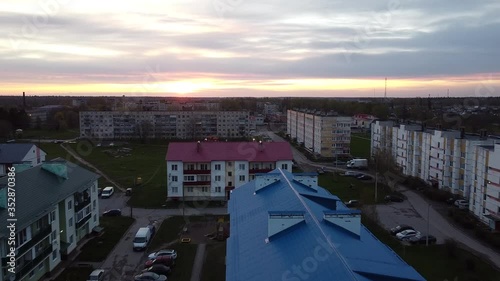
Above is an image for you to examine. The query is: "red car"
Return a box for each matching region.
[144,256,175,268]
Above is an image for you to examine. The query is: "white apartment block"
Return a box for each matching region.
[287,110,352,158]
[371,121,500,230]
[166,142,293,201]
[80,111,250,139]
[0,160,100,281]
[485,144,500,231]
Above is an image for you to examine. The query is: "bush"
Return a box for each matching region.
[448,207,455,218]
[465,257,476,271]
[444,238,458,258]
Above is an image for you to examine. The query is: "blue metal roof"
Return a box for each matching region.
[227,169,426,281]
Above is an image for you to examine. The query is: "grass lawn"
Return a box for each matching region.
[21,129,80,140]
[149,216,187,250]
[350,134,371,159]
[168,243,198,281]
[68,142,168,208]
[201,243,226,281]
[38,143,76,161]
[318,172,392,205]
[52,266,94,281]
[77,216,135,262]
[362,215,500,281]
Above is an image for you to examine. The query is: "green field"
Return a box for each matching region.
[67,142,168,208]
[21,129,80,140]
[318,172,392,205]
[38,143,76,161]
[201,243,226,281]
[350,134,371,159]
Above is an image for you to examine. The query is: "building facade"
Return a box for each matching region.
[0,160,100,281]
[287,109,352,158]
[371,121,500,229]
[166,142,293,201]
[80,111,250,139]
[0,144,47,177]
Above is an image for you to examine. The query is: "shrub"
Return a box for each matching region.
[448,207,455,218]
[464,257,476,271]
[444,238,458,258]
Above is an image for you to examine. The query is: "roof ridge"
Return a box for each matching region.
[278,169,359,281]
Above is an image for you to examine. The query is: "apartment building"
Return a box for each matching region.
[80,111,250,139]
[287,109,352,158]
[0,160,100,281]
[483,144,500,230]
[371,121,500,229]
[165,141,293,201]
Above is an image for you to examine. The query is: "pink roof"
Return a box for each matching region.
[166,142,293,162]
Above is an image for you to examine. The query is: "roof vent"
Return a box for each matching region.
[293,173,318,191]
[197,141,201,152]
[268,211,305,239]
[323,210,361,237]
[42,161,68,179]
[255,173,281,193]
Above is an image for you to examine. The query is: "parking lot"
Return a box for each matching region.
[375,199,446,244]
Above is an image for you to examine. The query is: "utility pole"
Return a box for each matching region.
[375,172,378,202]
[426,203,430,246]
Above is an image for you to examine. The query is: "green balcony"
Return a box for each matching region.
[16,245,53,280]
[17,225,52,257]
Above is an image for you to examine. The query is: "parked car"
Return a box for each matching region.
[390,225,414,236]
[317,167,325,174]
[343,171,362,177]
[87,269,105,281]
[356,174,373,180]
[454,200,469,209]
[102,209,121,217]
[409,234,437,245]
[142,264,171,276]
[148,249,178,260]
[134,272,167,281]
[345,200,359,208]
[385,194,404,202]
[145,256,175,268]
[396,229,420,240]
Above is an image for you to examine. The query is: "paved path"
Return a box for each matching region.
[402,188,500,269]
[190,244,207,281]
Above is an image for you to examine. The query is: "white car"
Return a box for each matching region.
[87,269,105,281]
[454,200,469,209]
[148,249,178,260]
[396,229,420,240]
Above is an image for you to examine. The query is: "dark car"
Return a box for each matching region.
[409,235,437,245]
[390,225,414,235]
[345,200,359,208]
[102,209,121,216]
[145,256,175,268]
[142,264,171,276]
[385,194,404,202]
[134,272,167,281]
[356,174,373,180]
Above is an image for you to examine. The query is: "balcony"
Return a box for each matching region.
[183,181,211,186]
[74,197,91,212]
[183,169,211,175]
[76,213,91,229]
[16,245,53,280]
[249,168,273,174]
[17,225,52,257]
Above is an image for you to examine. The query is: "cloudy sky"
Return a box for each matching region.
[2,0,500,97]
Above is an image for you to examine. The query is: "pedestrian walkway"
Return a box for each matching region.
[190,243,206,281]
[403,189,500,269]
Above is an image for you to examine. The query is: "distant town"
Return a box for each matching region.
[0,94,499,281]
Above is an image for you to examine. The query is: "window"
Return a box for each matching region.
[215,175,221,181]
[29,270,34,278]
[228,162,232,167]
[92,200,96,210]
[51,230,56,242]
[172,176,178,182]
[69,235,73,244]
[171,186,178,193]
[38,262,44,270]
[438,142,440,148]
[184,175,195,181]
[18,228,28,245]
[52,249,58,260]
[239,175,245,181]
[187,187,194,192]
[215,164,221,170]
[215,186,221,192]
[239,163,245,170]
[67,200,72,210]
[50,211,56,223]
[172,164,178,171]
[437,153,440,158]
[69,217,73,227]
[228,181,233,186]
[228,172,232,176]
[93,214,97,222]
[202,187,209,192]
[93,185,96,193]
[200,164,208,170]
[282,164,288,170]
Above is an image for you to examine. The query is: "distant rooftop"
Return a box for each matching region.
[0,143,45,164]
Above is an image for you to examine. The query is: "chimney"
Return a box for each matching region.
[196,140,201,152]
[460,127,465,139]
[258,140,264,151]
[22,92,26,109]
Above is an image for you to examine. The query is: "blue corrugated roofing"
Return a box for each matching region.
[226,169,426,281]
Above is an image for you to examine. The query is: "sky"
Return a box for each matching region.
[1,0,500,98]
